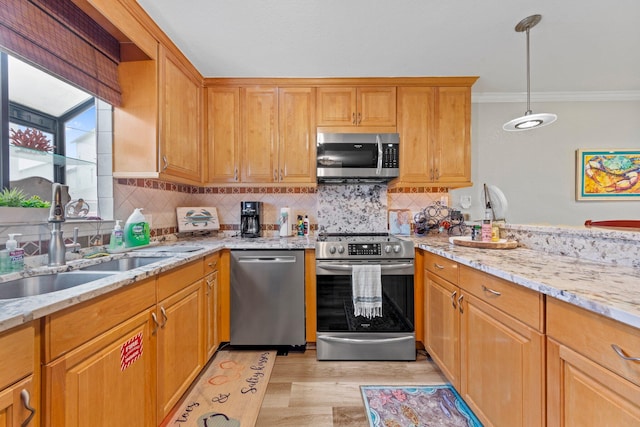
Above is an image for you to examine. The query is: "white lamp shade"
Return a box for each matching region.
[503,112,557,131]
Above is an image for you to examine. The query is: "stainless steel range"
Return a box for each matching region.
[315,233,415,361]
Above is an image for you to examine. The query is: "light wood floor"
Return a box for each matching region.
[255,347,448,427]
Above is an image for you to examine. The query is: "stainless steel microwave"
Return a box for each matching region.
[316,132,400,183]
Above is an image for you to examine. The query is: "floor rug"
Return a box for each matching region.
[361,385,483,427]
[160,349,276,427]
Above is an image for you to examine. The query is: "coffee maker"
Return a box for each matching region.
[240,201,262,238]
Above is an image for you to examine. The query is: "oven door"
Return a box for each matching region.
[315,259,415,360]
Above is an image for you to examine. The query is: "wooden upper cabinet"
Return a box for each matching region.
[394,86,471,187]
[158,46,203,183]
[317,87,396,127]
[241,87,278,182]
[278,87,316,183]
[206,87,241,183]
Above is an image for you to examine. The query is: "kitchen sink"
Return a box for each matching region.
[79,256,170,272]
[133,245,203,253]
[0,271,116,300]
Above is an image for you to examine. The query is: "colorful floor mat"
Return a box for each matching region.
[361,385,483,427]
[160,349,276,427]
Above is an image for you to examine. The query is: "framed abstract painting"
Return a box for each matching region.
[576,149,640,200]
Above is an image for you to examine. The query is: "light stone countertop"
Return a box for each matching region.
[0,233,638,334]
[0,235,315,333]
[408,236,640,330]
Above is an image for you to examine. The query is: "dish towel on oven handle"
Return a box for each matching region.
[351,264,382,319]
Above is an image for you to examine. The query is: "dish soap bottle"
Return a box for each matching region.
[124,208,150,247]
[109,220,125,251]
[481,203,492,242]
[6,234,24,272]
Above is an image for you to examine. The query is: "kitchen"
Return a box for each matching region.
[1,1,640,427]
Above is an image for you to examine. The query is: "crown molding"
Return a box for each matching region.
[473,91,640,103]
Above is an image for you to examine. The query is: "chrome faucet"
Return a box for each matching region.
[48,183,80,266]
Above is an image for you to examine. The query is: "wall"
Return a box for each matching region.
[113,180,445,237]
[451,99,640,226]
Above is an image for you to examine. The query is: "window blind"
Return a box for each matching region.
[0,0,122,106]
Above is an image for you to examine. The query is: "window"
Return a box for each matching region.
[2,52,102,216]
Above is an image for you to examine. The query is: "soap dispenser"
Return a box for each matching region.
[109,220,125,251]
[6,234,24,272]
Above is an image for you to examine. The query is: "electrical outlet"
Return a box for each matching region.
[460,196,472,209]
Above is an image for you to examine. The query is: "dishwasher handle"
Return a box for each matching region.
[236,255,297,263]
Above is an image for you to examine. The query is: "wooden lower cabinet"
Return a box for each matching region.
[0,376,36,427]
[547,297,640,426]
[156,280,205,421]
[423,251,545,427]
[44,310,156,426]
[204,252,221,360]
[460,293,545,427]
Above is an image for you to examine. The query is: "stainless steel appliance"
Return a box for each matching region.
[240,201,262,238]
[315,233,415,361]
[230,250,305,347]
[316,132,400,183]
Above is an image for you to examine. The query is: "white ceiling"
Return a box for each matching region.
[137,0,640,100]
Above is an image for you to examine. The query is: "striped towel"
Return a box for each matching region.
[352,264,382,319]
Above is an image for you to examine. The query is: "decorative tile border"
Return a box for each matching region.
[388,186,449,193]
[116,178,318,194]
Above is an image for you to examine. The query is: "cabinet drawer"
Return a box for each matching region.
[424,252,459,284]
[548,297,640,387]
[204,252,220,274]
[157,259,204,301]
[459,265,544,331]
[0,323,34,389]
[45,278,156,361]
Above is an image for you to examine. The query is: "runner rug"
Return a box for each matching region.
[361,385,483,427]
[161,349,276,427]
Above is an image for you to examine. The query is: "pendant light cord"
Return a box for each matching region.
[525,27,532,115]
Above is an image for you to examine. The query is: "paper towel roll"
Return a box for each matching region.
[279,207,292,237]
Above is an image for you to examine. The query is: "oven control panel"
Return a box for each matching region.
[348,243,381,256]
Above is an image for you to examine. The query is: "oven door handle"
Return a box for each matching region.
[321,335,412,344]
[317,263,414,272]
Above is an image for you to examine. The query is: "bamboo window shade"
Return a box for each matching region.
[0,0,122,106]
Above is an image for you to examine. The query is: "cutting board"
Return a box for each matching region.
[449,236,518,249]
[176,207,220,232]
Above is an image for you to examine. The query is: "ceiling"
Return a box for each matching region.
[137,0,640,100]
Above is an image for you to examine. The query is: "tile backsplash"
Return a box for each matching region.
[114,179,446,237]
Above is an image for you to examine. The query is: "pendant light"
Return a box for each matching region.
[503,14,557,131]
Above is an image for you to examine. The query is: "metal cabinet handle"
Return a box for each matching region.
[162,155,169,171]
[352,112,356,125]
[206,278,214,294]
[458,294,464,313]
[481,285,502,296]
[357,112,362,124]
[434,168,439,180]
[234,167,238,181]
[208,261,217,269]
[430,168,434,181]
[274,169,278,181]
[160,306,168,328]
[450,290,457,309]
[611,344,640,361]
[151,312,160,334]
[280,169,284,181]
[20,389,36,427]
[434,263,445,270]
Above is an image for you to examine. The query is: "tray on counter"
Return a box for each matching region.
[449,236,518,249]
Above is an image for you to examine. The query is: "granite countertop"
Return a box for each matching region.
[0,235,315,333]
[0,233,638,334]
[408,236,640,330]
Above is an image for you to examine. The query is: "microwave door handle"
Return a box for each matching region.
[376,134,383,175]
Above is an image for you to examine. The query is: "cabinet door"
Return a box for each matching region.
[156,280,204,420]
[44,310,156,427]
[159,46,202,183]
[433,87,471,185]
[241,87,278,182]
[357,87,396,127]
[424,271,460,389]
[460,293,545,427]
[316,87,357,126]
[278,87,316,183]
[0,377,35,427]
[547,338,640,427]
[397,87,436,183]
[206,87,240,183]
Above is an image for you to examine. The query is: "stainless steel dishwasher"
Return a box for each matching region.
[230,250,305,347]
